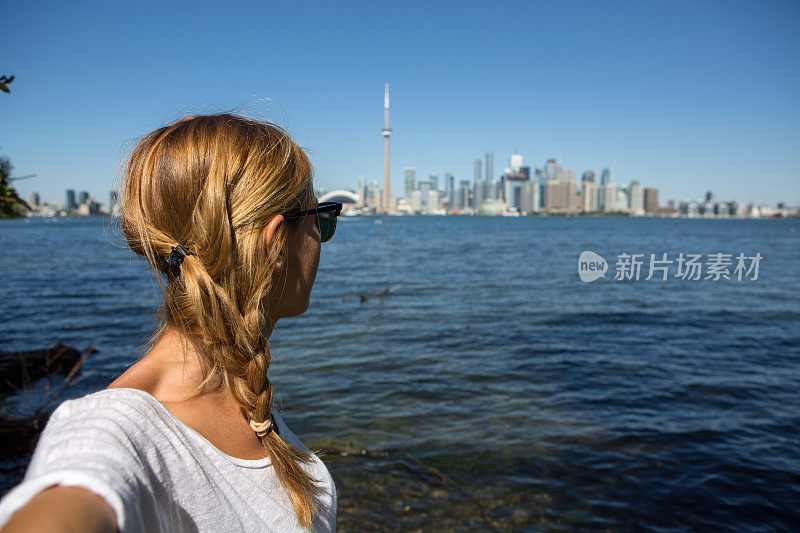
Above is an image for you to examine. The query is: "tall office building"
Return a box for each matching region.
[458,180,471,210]
[644,188,659,214]
[79,191,90,205]
[65,189,76,210]
[617,187,630,212]
[600,183,617,212]
[485,151,494,182]
[600,167,612,186]
[629,180,644,215]
[410,190,422,212]
[472,159,482,209]
[543,179,576,212]
[509,150,523,173]
[366,180,380,211]
[545,159,556,181]
[473,178,485,210]
[366,180,379,210]
[554,161,569,181]
[404,167,415,200]
[581,180,596,212]
[503,177,528,211]
[418,180,433,209]
[521,180,539,214]
[381,83,393,214]
[429,173,439,192]
[358,178,367,207]
[428,189,440,211]
[485,180,498,201]
[445,172,454,208]
[582,170,597,183]
[28,192,41,207]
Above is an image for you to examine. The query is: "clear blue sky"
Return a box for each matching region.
[3,0,799,206]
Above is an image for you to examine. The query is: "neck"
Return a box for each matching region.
[143,326,228,403]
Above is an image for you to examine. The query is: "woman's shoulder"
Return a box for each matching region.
[50,387,167,425]
[0,389,169,531]
[42,387,177,453]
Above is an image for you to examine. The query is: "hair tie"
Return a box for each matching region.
[164,243,193,266]
[249,417,274,438]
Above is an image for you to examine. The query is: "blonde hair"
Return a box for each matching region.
[120,113,322,526]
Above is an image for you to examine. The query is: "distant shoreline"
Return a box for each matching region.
[6,212,798,221]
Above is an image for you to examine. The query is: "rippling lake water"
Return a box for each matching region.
[1,215,799,531]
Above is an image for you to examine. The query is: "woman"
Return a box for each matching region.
[0,114,342,532]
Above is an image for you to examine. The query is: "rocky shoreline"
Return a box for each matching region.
[0,343,95,456]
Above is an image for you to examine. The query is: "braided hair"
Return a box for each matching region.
[120,113,322,527]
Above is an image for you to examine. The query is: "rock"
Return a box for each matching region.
[0,343,94,395]
[0,412,49,457]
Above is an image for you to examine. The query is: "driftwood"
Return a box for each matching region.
[0,343,95,394]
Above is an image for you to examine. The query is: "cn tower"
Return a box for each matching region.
[381,82,392,214]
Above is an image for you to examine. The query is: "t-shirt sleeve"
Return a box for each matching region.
[0,398,152,532]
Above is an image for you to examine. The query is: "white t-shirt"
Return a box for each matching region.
[0,388,337,532]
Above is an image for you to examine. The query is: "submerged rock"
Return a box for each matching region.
[0,343,95,395]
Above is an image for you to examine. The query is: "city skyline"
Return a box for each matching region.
[17,91,794,218]
[4,1,799,206]
[326,146,794,218]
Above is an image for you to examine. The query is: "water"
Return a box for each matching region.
[1,216,799,531]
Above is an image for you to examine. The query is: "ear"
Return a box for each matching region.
[263,214,287,271]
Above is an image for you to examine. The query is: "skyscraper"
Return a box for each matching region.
[410,190,422,212]
[581,179,597,212]
[381,83,393,214]
[545,159,556,181]
[473,178,485,210]
[600,167,612,186]
[644,188,660,214]
[485,151,494,182]
[521,180,539,214]
[617,187,630,212]
[418,180,432,209]
[600,183,617,212]
[428,189,440,211]
[629,180,644,215]
[458,180,471,210]
[429,173,439,192]
[358,178,366,207]
[510,149,523,173]
[542,179,576,212]
[404,167,416,200]
[472,159,482,209]
[66,189,76,210]
[446,173,455,208]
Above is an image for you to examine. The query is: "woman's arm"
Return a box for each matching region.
[1,486,116,533]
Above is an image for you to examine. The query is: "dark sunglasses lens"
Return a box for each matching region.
[316,211,337,242]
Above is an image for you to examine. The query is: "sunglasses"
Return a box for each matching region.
[283,201,343,243]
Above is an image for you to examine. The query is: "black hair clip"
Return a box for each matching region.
[164,243,193,267]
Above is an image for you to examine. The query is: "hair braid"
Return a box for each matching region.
[120,113,324,527]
